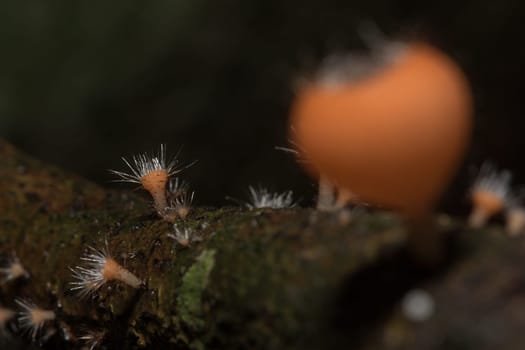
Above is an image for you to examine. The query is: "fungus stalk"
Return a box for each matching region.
[316,176,357,211]
[142,169,170,215]
[103,258,143,288]
[506,205,525,237]
[316,175,336,211]
[334,187,357,209]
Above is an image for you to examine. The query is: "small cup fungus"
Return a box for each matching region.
[110,145,196,222]
[15,299,56,340]
[110,144,180,217]
[468,162,512,228]
[69,245,143,298]
[290,42,473,218]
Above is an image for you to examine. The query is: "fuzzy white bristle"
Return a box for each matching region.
[69,246,109,298]
[15,299,55,340]
[164,178,195,220]
[109,144,180,184]
[0,256,29,283]
[70,244,143,296]
[471,162,512,200]
[468,162,513,228]
[167,226,202,246]
[171,191,194,212]
[167,178,190,198]
[79,329,106,350]
[275,126,310,166]
[246,186,295,209]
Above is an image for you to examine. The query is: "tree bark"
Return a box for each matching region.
[0,139,523,350]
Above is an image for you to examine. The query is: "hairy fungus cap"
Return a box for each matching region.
[468,163,511,228]
[290,42,473,216]
[162,179,195,221]
[110,144,181,215]
[0,256,29,283]
[15,299,56,340]
[470,191,506,227]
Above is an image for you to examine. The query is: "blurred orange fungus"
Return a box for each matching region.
[290,42,473,217]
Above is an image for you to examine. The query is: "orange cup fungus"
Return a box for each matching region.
[290,42,473,217]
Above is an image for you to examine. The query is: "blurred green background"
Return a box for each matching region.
[1,0,524,208]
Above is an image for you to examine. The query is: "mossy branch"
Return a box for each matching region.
[1,139,524,349]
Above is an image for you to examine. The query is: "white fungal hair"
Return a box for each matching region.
[314,43,406,87]
[246,186,296,209]
[167,177,195,209]
[275,126,310,166]
[109,144,181,184]
[164,178,195,220]
[309,25,407,88]
[69,243,143,297]
[167,177,190,198]
[0,255,29,283]
[15,299,55,340]
[471,162,512,200]
[171,190,195,210]
[79,329,106,350]
[69,246,110,298]
[167,225,202,246]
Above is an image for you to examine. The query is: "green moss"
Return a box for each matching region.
[177,249,216,330]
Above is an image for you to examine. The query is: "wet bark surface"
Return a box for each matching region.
[1,139,524,350]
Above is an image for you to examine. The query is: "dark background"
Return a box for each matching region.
[1,0,524,210]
